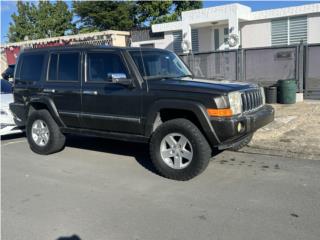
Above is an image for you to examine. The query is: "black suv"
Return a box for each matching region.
[10,46,274,180]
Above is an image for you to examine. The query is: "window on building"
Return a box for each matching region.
[289,16,307,44]
[20,54,44,81]
[224,27,229,44]
[191,29,199,52]
[172,31,183,53]
[87,52,129,82]
[272,19,289,45]
[214,29,220,50]
[58,53,79,81]
[272,16,307,46]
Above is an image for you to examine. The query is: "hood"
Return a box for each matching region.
[1,93,14,108]
[147,78,258,95]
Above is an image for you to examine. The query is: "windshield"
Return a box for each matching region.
[129,50,192,80]
[0,79,12,94]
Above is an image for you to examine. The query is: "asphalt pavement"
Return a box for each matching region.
[2,134,320,240]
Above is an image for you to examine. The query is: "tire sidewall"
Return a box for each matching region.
[27,110,59,154]
[150,119,210,180]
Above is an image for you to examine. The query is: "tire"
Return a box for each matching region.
[26,109,65,155]
[228,133,253,151]
[150,118,211,181]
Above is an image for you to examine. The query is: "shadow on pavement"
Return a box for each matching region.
[56,235,81,240]
[65,134,158,175]
[1,132,26,141]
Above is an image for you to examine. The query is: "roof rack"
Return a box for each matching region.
[22,42,116,51]
[1,30,129,48]
[22,38,114,49]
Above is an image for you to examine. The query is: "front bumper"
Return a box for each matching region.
[210,105,274,148]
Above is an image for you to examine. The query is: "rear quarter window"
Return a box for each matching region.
[19,54,45,81]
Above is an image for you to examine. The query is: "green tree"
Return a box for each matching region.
[136,0,203,26]
[73,0,203,30]
[73,1,137,32]
[8,1,74,42]
[135,1,173,25]
[174,0,203,20]
[8,1,35,42]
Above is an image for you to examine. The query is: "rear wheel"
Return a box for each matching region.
[26,109,65,155]
[150,119,211,181]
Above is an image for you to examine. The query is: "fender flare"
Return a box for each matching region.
[27,97,65,127]
[145,99,220,145]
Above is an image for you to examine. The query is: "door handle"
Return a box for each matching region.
[83,90,98,95]
[43,88,56,93]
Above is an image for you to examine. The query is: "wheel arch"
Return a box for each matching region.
[27,97,65,127]
[145,100,220,146]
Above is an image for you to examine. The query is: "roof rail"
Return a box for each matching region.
[22,41,113,50]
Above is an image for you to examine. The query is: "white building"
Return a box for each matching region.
[131,3,320,52]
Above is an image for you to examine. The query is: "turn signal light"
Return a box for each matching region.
[207,108,233,117]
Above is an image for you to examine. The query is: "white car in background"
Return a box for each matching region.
[1,79,24,136]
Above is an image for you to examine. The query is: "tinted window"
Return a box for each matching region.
[58,53,79,81]
[48,54,58,81]
[0,80,12,94]
[20,54,44,81]
[87,52,129,82]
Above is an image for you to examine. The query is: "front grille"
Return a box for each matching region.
[241,89,263,112]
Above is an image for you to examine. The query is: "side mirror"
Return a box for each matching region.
[109,73,133,87]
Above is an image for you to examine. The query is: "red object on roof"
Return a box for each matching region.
[4,40,70,65]
[5,46,20,65]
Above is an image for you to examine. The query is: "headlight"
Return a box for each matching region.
[260,87,266,105]
[228,91,242,115]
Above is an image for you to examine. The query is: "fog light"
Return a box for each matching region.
[237,122,244,133]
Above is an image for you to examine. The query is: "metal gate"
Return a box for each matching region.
[179,44,320,99]
[243,46,298,87]
[180,50,238,81]
[305,44,320,99]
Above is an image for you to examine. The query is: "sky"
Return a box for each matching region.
[1,1,319,43]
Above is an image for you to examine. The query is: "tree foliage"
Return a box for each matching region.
[73,1,137,32]
[174,1,203,20]
[73,0,203,30]
[8,1,74,42]
[136,1,203,25]
[7,1,203,42]
[135,1,173,25]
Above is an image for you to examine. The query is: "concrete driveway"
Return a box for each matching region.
[2,134,320,240]
[245,101,320,160]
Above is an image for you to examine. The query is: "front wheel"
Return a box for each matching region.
[150,119,211,181]
[26,109,66,155]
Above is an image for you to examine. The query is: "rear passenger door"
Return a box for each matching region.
[44,51,82,128]
[81,50,142,134]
